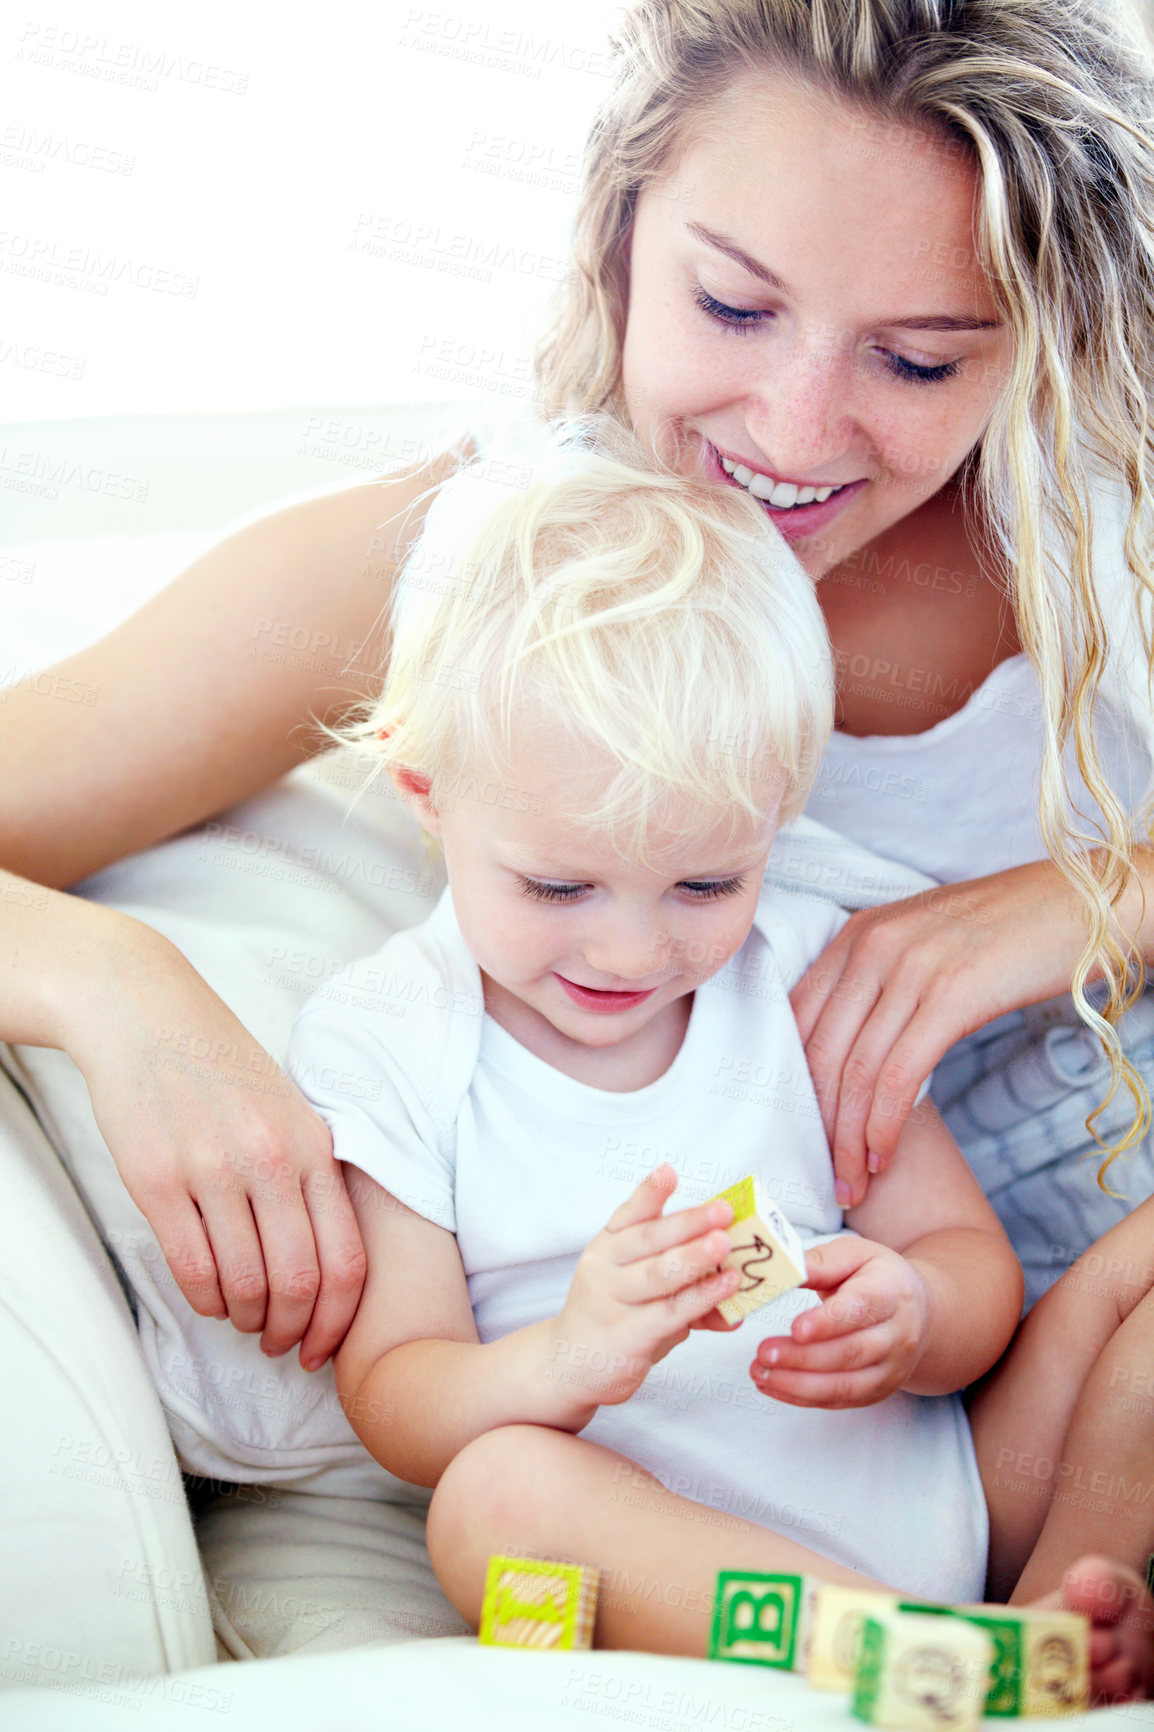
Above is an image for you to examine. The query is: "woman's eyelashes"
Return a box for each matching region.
[693,285,765,333]
[691,285,962,385]
[516,875,747,904]
[883,352,962,386]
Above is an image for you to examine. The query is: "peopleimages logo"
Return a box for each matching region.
[16,22,250,95]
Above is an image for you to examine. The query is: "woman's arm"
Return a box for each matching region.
[0,450,459,889]
[0,864,366,1366]
[791,847,1154,1204]
[0,449,461,1359]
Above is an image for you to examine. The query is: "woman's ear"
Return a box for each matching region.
[386,763,442,838]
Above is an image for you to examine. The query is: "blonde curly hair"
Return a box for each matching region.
[536,0,1154,1175]
[366,420,832,859]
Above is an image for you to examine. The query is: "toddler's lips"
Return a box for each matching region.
[555,974,657,1013]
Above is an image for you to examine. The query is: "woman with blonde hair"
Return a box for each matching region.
[4,0,1154,1674]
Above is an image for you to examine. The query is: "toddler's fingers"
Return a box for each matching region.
[604,1164,679,1233]
[616,1228,736,1304]
[749,1359,893,1409]
[609,1196,734,1265]
[753,1320,896,1377]
[690,1304,742,1333]
[801,1237,875,1292]
[651,1266,741,1328]
[790,1281,896,1343]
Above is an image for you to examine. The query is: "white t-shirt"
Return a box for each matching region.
[287,881,988,1603]
[803,653,1149,885]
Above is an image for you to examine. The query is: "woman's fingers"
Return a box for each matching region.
[154,1197,228,1320]
[789,926,856,1046]
[295,1162,369,1370]
[826,993,924,1199]
[796,959,886,1151]
[196,1189,269,1335]
[246,1183,323,1360]
[860,1015,952,1167]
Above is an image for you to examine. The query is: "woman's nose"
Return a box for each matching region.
[742,324,858,480]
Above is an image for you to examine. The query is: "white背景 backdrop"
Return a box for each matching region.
[0,0,616,423]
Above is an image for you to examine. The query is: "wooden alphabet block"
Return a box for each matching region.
[806,1583,900,1690]
[709,1175,806,1325]
[478,1556,599,1650]
[708,1570,813,1668]
[899,1601,1089,1717]
[852,1609,994,1731]
[1016,1609,1091,1717]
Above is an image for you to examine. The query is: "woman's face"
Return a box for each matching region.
[621,71,1013,578]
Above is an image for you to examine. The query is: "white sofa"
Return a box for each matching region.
[0,405,1143,1729]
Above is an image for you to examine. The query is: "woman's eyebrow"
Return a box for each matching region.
[686,220,1001,332]
[687,220,788,290]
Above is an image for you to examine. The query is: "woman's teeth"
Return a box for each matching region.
[720,456,844,509]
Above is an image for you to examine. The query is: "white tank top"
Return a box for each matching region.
[803,653,1149,884]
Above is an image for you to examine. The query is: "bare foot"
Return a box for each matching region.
[1032,1555,1154,1703]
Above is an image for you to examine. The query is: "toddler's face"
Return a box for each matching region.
[402,726,784,1059]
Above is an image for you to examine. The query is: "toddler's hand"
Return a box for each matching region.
[552,1165,740,1409]
[749,1236,929,1408]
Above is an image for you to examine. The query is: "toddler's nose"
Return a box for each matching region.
[583,923,670,985]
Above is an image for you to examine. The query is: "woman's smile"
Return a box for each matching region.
[621,68,1012,579]
[700,437,868,541]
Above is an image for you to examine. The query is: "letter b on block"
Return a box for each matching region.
[709,1571,806,1668]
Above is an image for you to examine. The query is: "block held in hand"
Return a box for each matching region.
[708,1175,806,1325]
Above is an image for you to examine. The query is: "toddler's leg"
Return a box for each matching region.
[969,1195,1154,1698]
[426,1424,888,1655]
[971,1195,1154,1596]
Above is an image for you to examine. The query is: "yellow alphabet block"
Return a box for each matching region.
[807,1584,899,1691]
[478,1556,599,1650]
[1016,1609,1090,1717]
[710,1175,806,1324]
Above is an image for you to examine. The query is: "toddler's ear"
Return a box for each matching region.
[386,763,441,837]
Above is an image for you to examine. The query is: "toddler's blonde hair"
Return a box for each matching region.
[360,421,832,860]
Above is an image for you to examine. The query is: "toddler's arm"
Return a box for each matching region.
[752,1100,1023,1406]
[335,1163,738,1486]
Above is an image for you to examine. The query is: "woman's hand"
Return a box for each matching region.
[789,859,1087,1207]
[551,1166,740,1409]
[750,1237,929,1408]
[62,917,367,1370]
